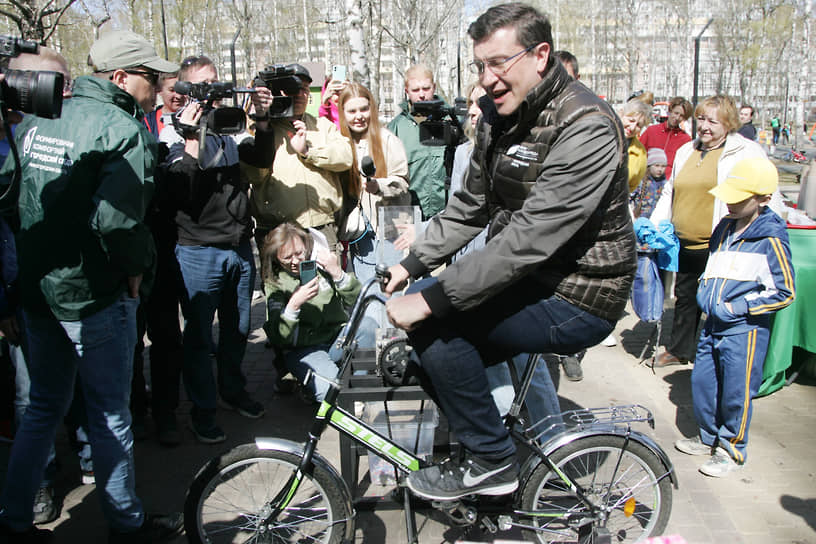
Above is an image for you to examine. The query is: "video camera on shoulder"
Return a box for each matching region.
[411,98,466,147]
[252,64,305,119]
[0,35,64,119]
[172,80,256,136]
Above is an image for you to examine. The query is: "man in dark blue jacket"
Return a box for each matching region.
[160,56,276,444]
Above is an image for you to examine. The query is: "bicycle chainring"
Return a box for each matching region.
[376,337,419,386]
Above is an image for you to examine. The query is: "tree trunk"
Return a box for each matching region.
[346,0,370,87]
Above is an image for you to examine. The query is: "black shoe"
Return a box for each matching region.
[220,394,265,419]
[190,419,226,445]
[108,512,184,543]
[405,453,519,501]
[32,486,59,525]
[154,415,182,447]
[560,356,583,382]
[0,524,52,543]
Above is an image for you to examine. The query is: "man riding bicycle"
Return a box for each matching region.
[385,2,637,501]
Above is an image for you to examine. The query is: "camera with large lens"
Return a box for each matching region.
[172,80,256,135]
[411,99,465,147]
[0,35,64,119]
[253,64,304,119]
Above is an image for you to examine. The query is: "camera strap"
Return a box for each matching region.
[198,132,228,170]
[0,104,22,212]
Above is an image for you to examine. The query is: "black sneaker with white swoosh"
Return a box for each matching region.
[405,453,519,500]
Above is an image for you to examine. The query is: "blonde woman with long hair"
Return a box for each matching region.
[337,83,410,282]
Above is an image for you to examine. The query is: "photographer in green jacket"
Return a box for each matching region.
[387,65,448,219]
[0,31,183,542]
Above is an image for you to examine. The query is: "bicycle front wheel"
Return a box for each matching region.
[520,435,672,543]
[184,443,352,544]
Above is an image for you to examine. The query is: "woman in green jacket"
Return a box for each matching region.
[262,223,374,401]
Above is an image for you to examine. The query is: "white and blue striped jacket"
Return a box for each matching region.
[697,207,795,334]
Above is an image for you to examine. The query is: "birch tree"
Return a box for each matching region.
[346,0,369,88]
[0,0,77,43]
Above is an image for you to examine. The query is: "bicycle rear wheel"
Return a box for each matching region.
[184,443,352,543]
[520,435,672,543]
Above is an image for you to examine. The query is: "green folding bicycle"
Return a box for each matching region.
[183,267,677,543]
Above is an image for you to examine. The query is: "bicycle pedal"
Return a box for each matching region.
[480,516,498,534]
[431,500,478,526]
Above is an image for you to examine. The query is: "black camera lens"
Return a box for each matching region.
[206,106,246,135]
[2,68,63,119]
[267,96,294,118]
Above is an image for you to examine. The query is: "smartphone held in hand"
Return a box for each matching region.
[299,260,317,285]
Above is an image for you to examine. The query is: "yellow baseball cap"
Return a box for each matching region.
[709,157,778,204]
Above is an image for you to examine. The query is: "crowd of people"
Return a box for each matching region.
[0,1,797,540]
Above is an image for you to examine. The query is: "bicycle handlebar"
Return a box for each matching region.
[332,265,392,356]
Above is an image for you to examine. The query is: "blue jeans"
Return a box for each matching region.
[11,343,93,486]
[407,277,613,461]
[284,317,377,402]
[485,354,561,426]
[9,324,57,488]
[176,241,255,422]
[0,295,143,532]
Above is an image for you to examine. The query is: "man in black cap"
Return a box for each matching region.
[0,30,183,542]
[242,63,353,256]
[159,55,277,444]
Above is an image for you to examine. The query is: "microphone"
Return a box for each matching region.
[361,155,376,178]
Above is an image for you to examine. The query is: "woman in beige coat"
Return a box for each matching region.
[337,82,410,283]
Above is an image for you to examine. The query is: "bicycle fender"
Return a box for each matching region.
[519,428,678,488]
[255,437,356,543]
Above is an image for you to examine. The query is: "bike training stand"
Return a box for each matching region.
[336,348,457,544]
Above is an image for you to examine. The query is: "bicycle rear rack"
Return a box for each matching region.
[525,404,655,444]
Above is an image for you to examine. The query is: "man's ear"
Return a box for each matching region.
[109,69,128,91]
[535,43,551,76]
[758,194,773,207]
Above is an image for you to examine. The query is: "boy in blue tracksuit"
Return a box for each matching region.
[674,157,795,477]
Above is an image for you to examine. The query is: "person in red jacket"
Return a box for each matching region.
[143,73,185,136]
[639,96,692,179]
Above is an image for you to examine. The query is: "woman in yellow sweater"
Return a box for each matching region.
[620,98,651,194]
[650,95,781,367]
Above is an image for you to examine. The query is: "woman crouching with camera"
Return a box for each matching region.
[262,223,374,402]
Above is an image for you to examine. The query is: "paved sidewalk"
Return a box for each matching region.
[4,293,816,543]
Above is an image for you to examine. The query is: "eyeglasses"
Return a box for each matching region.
[278,249,307,264]
[468,44,538,76]
[125,70,159,86]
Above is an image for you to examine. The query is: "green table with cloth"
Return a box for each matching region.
[758,226,816,396]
